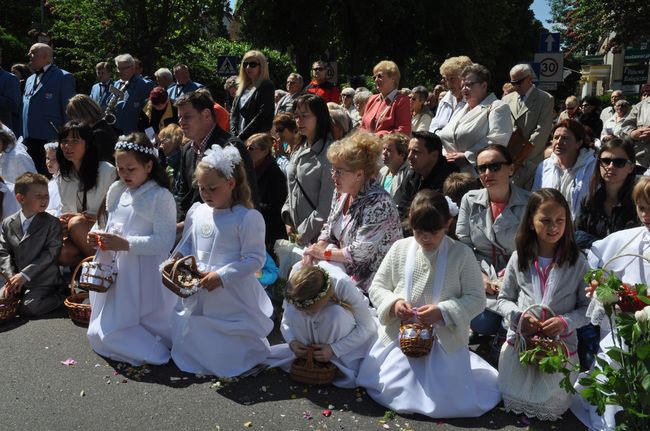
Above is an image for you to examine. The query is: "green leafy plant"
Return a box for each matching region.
[580,269,650,430]
[519,335,578,395]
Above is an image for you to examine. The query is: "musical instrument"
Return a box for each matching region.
[104,80,129,126]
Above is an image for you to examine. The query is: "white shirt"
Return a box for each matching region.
[19,211,36,237]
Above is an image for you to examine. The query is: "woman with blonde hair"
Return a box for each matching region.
[303,131,402,291]
[66,94,118,162]
[360,61,411,136]
[230,50,275,142]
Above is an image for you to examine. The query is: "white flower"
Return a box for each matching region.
[635,306,650,322]
[201,144,242,178]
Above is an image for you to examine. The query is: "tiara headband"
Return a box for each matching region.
[201,144,242,178]
[286,266,332,309]
[115,136,157,156]
[43,142,59,151]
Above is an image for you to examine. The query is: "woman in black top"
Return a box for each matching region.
[575,137,639,249]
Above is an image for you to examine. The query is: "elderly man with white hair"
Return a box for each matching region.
[154,68,174,89]
[502,63,554,189]
[275,72,303,114]
[167,64,202,103]
[22,43,75,174]
[112,53,150,135]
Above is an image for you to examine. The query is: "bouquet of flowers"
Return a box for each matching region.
[581,259,650,431]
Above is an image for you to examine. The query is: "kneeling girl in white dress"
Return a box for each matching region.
[170,144,273,378]
[268,261,376,388]
[356,190,501,418]
[86,133,178,365]
[496,188,590,420]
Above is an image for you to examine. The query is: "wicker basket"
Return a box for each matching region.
[290,346,338,385]
[399,322,435,357]
[78,255,116,293]
[0,272,19,323]
[516,304,568,365]
[162,256,203,298]
[64,259,92,326]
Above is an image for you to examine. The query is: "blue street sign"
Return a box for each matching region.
[531,63,540,82]
[216,56,239,77]
[539,33,561,53]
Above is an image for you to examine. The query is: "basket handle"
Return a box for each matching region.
[601,253,650,273]
[70,256,95,294]
[169,255,199,278]
[515,303,557,337]
[0,271,13,298]
[305,346,315,369]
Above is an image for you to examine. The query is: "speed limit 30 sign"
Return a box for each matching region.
[533,53,564,82]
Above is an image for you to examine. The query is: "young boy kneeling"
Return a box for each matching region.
[0,173,64,317]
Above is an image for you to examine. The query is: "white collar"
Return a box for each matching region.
[40,64,52,75]
[381,89,398,103]
[20,211,36,225]
[520,85,534,101]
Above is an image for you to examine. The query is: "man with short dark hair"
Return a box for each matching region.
[394,131,459,219]
[502,63,554,188]
[174,89,257,220]
[22,43,75,174]
[89,61,113,109]
[168,64,202,103]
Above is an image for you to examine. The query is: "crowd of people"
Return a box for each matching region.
[1,42,650,428]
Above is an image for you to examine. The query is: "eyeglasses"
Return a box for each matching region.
[330,167,352,177]
[373,73,384,80]
[476,161,508,174]
[243,61,260,69]
[599,157,631,168]
[510,77,527,85]
[312,67,324,72]
[462,81,480,88]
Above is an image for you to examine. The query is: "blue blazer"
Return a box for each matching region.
[0,68,21,135]
[89,80,114,109]
[167,81,202,103]
[113,75,150,135]
[22,64,75,140]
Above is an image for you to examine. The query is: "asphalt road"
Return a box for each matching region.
[0,310,587,431]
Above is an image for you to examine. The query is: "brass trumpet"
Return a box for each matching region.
[104,80,129,126]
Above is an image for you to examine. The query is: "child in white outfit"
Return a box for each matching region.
[170,144,273,378]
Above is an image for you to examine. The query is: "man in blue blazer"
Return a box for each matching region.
[89,61,113,109]
[167,64,202,103]
[112,54,150,135]
[0,52,21,136]
[22,43,75,174]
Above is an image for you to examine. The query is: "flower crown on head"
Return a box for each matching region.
[286,266,332,309]
[115,136,157,156]
[43,141,59,151]
[201,144,242,178]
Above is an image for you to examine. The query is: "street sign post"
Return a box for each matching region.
[533,53,564,82]
[539,33,561,53]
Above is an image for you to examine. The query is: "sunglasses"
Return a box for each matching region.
[599,157,631,168]
[476,161,508,174]
[510,77,526,85]
[243,61,260,68]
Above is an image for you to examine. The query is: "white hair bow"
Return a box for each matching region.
[445,195,459,218]
[202,144,242,178]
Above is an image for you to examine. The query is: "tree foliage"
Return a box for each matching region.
[237,0,545,90]
[549,0,650,54]
[0,2,42,67]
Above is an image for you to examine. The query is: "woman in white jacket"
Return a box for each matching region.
[438,63,513,177]
[533,119,597,221]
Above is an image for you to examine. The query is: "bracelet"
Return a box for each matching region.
[323,249,332,261]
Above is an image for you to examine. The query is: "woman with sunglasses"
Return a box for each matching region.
[575,138,638,249]
[360,60,411,136]
[303,131,402,292]
[271,113,300,175]
[438,63,512,176]
[558,95,581,122]
[456,145,530,341]
[533,119,597,221]
[230,50,275,142]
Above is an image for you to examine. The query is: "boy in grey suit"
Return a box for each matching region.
[0,173,64,317]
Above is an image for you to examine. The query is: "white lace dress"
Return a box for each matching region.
[87,181,178,365]
[170,203,273,377]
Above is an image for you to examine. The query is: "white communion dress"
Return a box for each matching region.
[170,203,274,377]
[356,237,501,418]
[266,261,377,388]
[87,181,178,365]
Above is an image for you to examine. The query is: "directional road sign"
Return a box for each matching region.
[539,33,561,53]
[533,52,564,82]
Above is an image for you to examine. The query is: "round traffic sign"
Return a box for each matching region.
[539,58,559,78]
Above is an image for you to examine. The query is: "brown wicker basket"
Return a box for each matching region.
[290,346,338,385]
[399,322,435,357]
[64,259,92,326]
[78,255,116,292]
[0,271,19,323]
[162,256,203,298]
[517,304,569,365]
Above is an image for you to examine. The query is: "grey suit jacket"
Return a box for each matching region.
[0,211,62,288]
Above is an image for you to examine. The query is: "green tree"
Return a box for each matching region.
[0,1,42,68]
[549,0,650,54]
